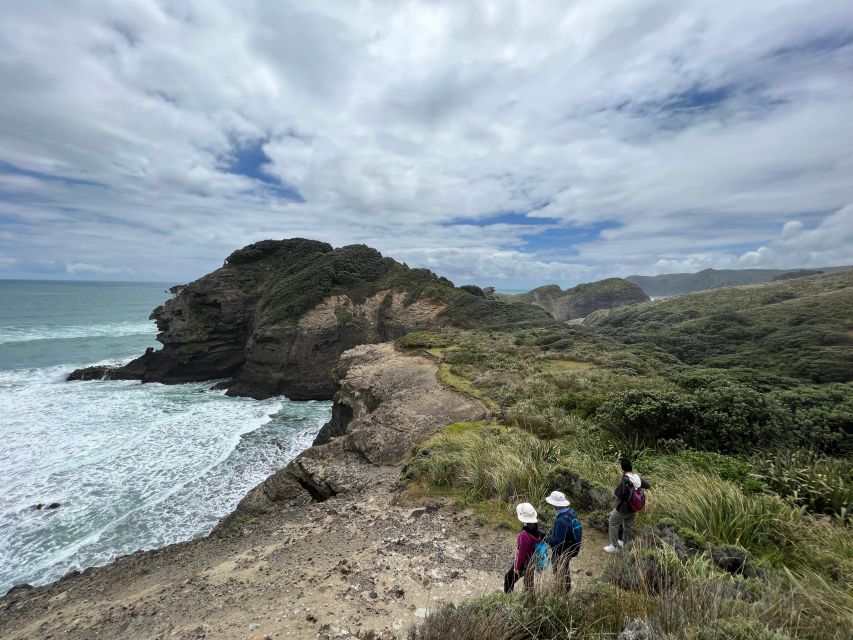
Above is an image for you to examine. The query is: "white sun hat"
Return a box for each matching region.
[545,490,571,507]
[515,502,538,524]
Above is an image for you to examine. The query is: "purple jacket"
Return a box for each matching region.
[515,528,544,572]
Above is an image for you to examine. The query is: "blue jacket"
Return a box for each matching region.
[546,507,581,557]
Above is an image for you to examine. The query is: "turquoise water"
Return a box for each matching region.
[0,280,331,593]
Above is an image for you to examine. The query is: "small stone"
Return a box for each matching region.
[306,613,317,623]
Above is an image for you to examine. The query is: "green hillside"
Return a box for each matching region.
[586,270,853,383]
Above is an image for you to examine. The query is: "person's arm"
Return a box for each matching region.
[547,516,567,551]
[614,476,629,500]
[515,533,531,573]
[640,478,651,490]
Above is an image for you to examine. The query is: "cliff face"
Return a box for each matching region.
[69,238,552,398]
[513,278,649,321]
[228,342,486,516]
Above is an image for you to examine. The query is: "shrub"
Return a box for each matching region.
[595,385,797,454]
[753,451,852,523]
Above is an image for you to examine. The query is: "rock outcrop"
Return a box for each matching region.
[69,238,551,399]
[228,343,486,517]
[509,278,649,321]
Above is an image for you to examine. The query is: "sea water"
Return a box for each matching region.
[0,280,331,593]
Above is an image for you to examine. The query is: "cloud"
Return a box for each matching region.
[65,262,133,275]
[0,1,852,287]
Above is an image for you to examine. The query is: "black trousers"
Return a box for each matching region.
[503,564,533,593]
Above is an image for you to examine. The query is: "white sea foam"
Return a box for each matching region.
[0,365,331,592]
[0,321,157,345]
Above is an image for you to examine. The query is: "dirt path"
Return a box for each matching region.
[1,468,608,640]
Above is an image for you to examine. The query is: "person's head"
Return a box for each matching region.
[620,458,633,473]
[545,490,570,510]
[516,502,538,526]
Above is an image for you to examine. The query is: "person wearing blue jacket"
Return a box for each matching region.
[544,490,581,593]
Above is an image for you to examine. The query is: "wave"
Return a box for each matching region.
[0,322,156,345]
[0,369,331,592]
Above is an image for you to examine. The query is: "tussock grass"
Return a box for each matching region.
[405,422,557,507]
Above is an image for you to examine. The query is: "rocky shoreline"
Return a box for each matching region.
[6,342,591,639]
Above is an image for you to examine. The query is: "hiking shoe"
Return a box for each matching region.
[618,540,624,548]
[603,544,619,553]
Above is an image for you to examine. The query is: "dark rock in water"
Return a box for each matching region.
[67,238,551,399]
[32,502,61,510]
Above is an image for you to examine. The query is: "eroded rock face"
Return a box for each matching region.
[228,343,486,517]
[227,291,448,399]
[515,278,650,321]
[68,240,450,399]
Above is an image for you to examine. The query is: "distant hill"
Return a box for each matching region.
[628,266,853,297]
[504,277,649,321]
[586,270,853,383]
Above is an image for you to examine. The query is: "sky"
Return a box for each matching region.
[1,1,852,289]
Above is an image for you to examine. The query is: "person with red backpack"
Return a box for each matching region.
[604,458,651,553]
[504,502,544,593]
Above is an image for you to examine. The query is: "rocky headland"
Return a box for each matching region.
[506,277,649,322]
[68,238,551,399]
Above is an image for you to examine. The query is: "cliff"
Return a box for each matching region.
[1,343,522,640]
[509,278,649,321]
[68,239,552,399]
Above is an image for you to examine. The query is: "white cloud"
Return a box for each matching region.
[66,262,133,275]
[0,1,852,286]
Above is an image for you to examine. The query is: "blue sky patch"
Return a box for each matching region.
[446,211,559,227]
[223,138,304,202]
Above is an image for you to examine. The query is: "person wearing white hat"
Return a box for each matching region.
[503,502,544,593]
[544,490,583,593]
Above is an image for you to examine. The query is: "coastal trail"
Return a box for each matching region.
[0,474,607,639]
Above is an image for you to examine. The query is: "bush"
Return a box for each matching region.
[596,384,797,454]
[753,451,852,523]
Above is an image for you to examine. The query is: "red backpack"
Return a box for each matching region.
[627,483,646,513]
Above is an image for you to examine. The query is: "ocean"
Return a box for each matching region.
[0,280,331,593]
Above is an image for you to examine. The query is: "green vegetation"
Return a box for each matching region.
[222,238,554,330]
[586,270,853,383]
[504,278,649,321]
[401,271,853,639]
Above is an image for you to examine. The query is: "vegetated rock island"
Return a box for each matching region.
[502,278,649,322]
[4,239,612,639]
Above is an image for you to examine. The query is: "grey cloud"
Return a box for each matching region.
[1,1,852,286]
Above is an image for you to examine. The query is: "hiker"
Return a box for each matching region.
[503,502,544,593]
[604,458,651,553]
[544,490,582,593]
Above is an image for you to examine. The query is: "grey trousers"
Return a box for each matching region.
[608,509,635,546]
